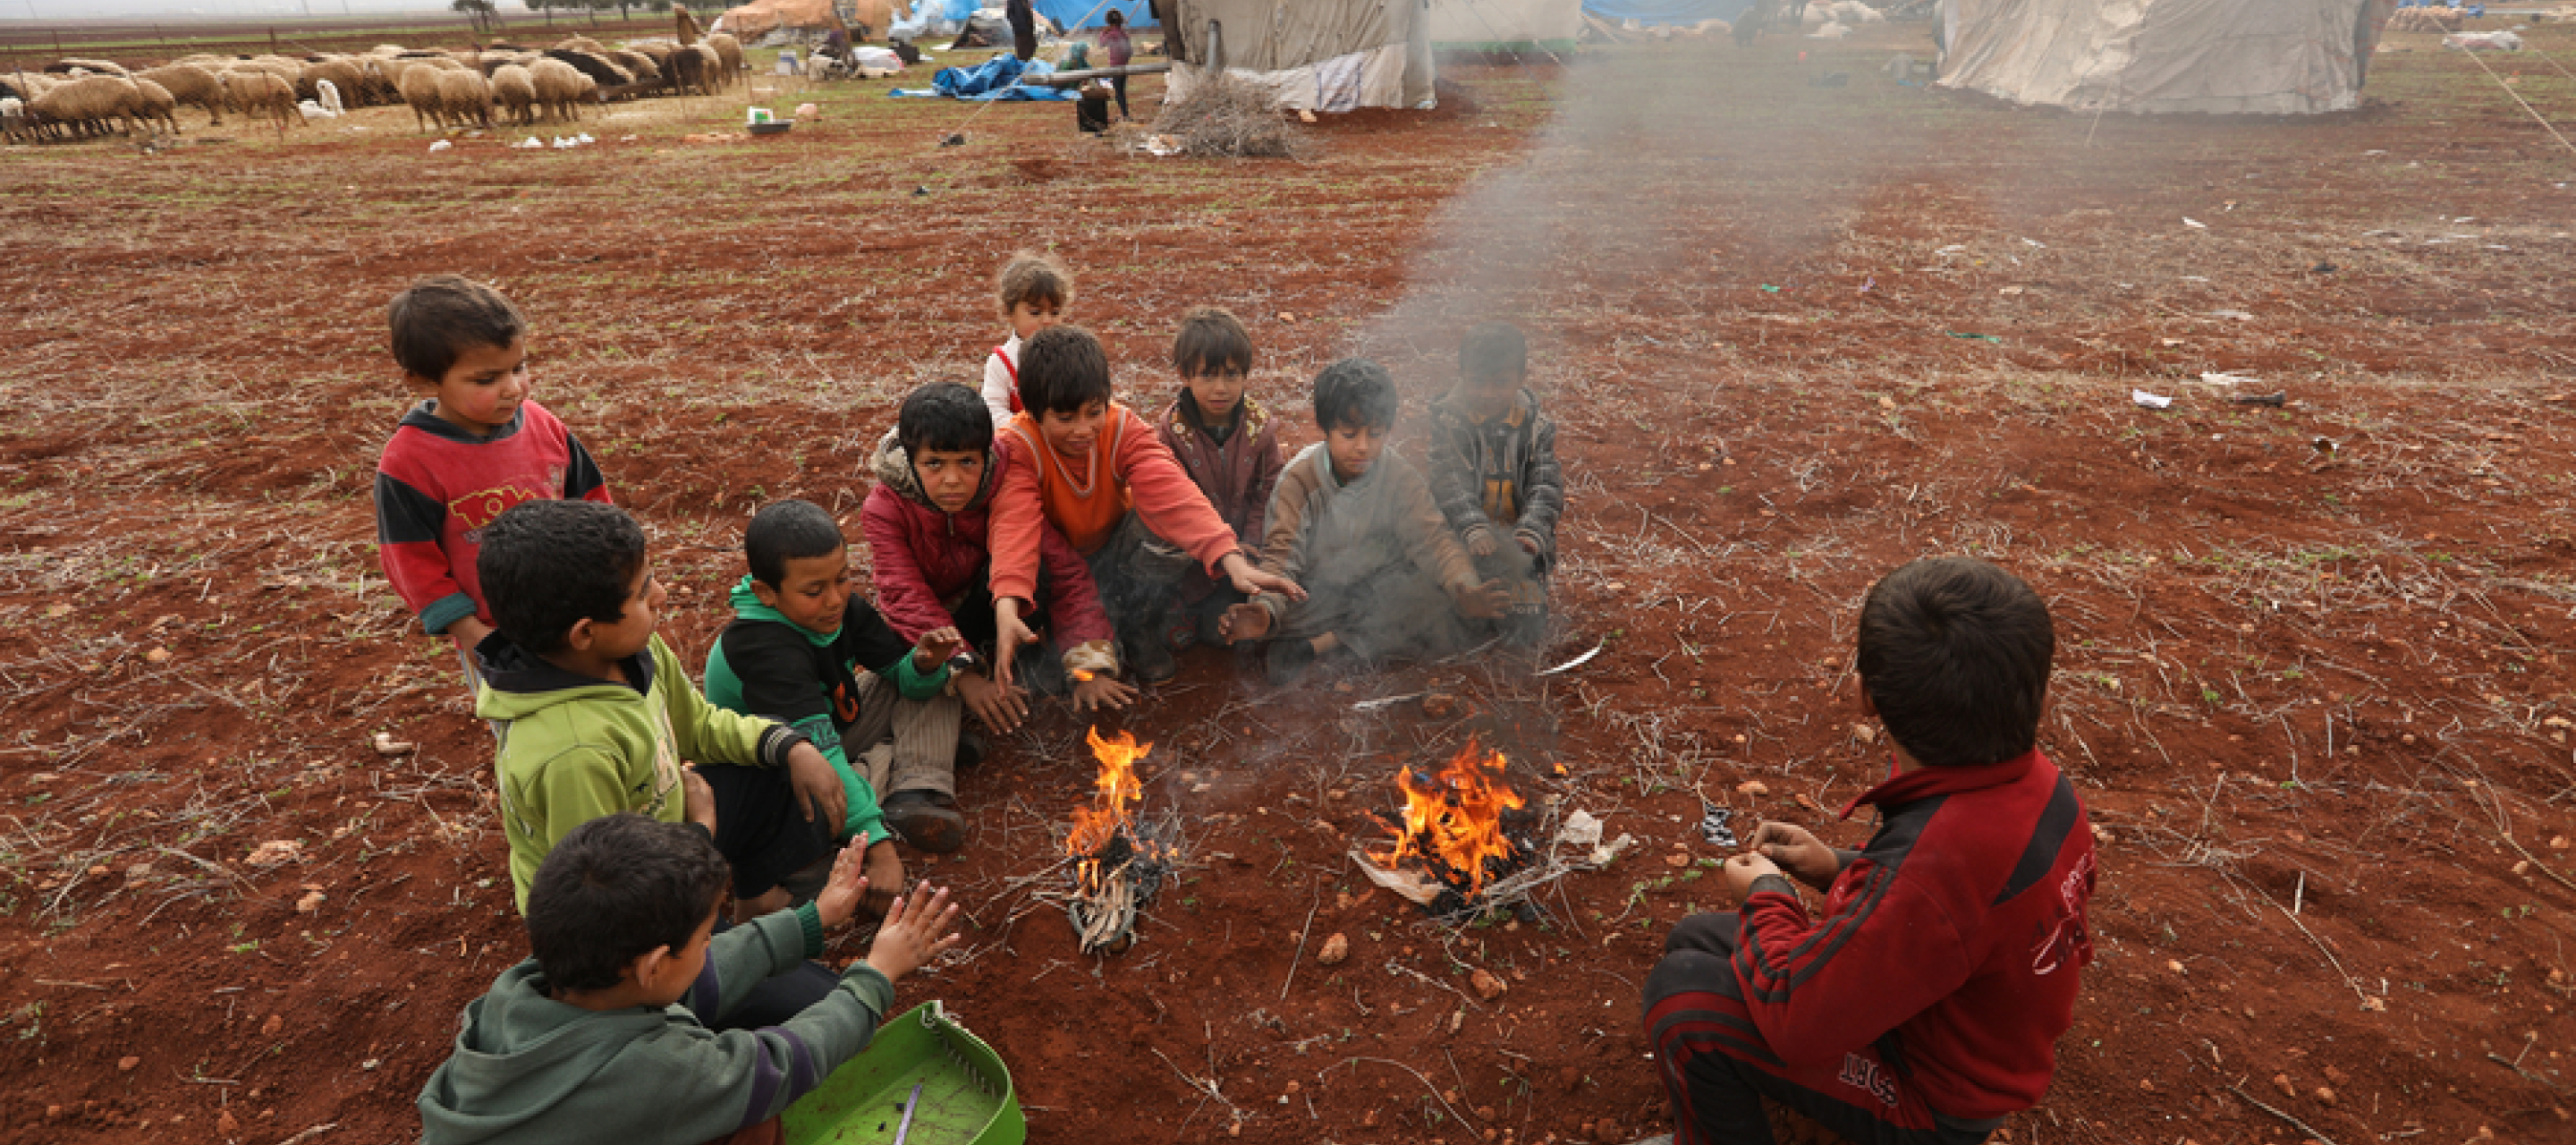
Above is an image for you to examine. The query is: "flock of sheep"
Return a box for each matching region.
[1,32,745,144]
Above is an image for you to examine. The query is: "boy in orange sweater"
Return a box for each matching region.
[988,325,1302,684]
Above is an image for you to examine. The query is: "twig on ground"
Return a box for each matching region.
[1320,1056,1474,1132]
[2225,1082,2338,1145]
[1279,879,1321,1001]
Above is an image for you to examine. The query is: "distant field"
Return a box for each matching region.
[0,9,677,64]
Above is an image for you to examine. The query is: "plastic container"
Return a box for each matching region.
[782,1000,1025,1145]
[748,121,793,135]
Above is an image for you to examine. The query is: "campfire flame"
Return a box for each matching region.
[1373,739,1527,897]
[1067,726,1151,895]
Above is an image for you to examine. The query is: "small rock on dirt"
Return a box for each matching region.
[295,890,326,913]
[1421,693,1460,718]
[247,839,302,867]
[1470,968,1508,1001]
[1318,932,1350,966]
[262,1014,283,1037]
[144,648,172,664]
[372,732,415,758]
[2314,1086,2335,1105]
[218,1110,240,1135]
[117,1056,140,1072]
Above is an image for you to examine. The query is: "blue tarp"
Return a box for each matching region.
[889,53,1080,99]
[1580,0,1757,25]
[1035,0,1157,29]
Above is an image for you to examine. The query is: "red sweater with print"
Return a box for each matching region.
[1733,749,2097,1119]
[373,399,612,636]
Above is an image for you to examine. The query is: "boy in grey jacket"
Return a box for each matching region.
[418,813,960,1145]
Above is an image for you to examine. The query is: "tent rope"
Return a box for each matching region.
[2455,44,2576,159]
[2522,44,2576,86]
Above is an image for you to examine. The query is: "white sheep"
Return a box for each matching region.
[140,64,225,126]
[316,78,343,116]
[491,64,537,127]
[436,68,493,131]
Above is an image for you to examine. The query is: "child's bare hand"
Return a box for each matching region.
[992,600,1038,689]
[863,880,963,982]
[1217,602,1272,643]
[812,840,872,929]
[1466,530,1499,558]
[1516,533,1541,556]
[1720,852,1785,903]
[957,672,1029,734]
[859,837,903,919]
[447,615,495,654]
[911,626,965,673]
[784,742,848,828]
[682,767,717,835]
[1750,821,1841,890]
[1072,673,1137,712]
[1459,579,1511,620]
[1219,552,1306,601]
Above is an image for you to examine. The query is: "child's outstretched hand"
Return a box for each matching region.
[1516,532,1542,556]
[1720,852,1785,904]
[956,672,1030,734]
[1750,820,1842,890]
[992,599,1038,689]
[1466,529,1499,558]
[1072,671,1137,712]
[812,840,875,929]
[1458,579,1512,620]
[1217,602,1272,644]
[859,836,904,920]
[862,880,963,982]
[911,626,965,674]
[1218,552,1306,601]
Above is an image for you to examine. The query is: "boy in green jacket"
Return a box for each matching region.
[473,499,850,919]
[704,498,966,862]
[418,812,962,1145]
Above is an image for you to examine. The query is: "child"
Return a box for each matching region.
[471,499,881,922]
[1642,557,2097,1145]
[990,325,1303,683]
[417,812,963,1145]
[373,274,613,697]
[703,499,968,855]
[1428,320,1563,647]
[865,383,1134,717]
[1098,7,1133,119]
[1222,359,1505,683]
[977,251,1072,429]
[1153,307,1284,649]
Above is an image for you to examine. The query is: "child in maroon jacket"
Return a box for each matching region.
[860,383,1134,736]
[1151,307,1284,651]
[1643,557,2097,1145]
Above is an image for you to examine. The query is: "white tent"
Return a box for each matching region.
[1428,0,1585,47]
[1160,0,1436,112]
[1937,0,2396,115]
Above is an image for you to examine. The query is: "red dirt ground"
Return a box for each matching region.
[4,17,2576,1145]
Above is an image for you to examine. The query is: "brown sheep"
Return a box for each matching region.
[704,33,742,89]
[608,50,662,88]
[140,64,225,125]
[436,68,493,131]
[220,70,303,133]
[30,74,141,138]
[490,64,538,127]
[131,78,179,134]
[299,58,366,106]
[528,57,584,123]
[552,36,608,54]
[398,64,446,131]
[45,57,131,77]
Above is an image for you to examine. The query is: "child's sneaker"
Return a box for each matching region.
[882,790,966,854]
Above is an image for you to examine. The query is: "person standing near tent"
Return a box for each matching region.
[1099,8,1132,120]
[1007,0,1038,60]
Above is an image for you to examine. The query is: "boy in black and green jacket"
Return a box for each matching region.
[705,499,973,860]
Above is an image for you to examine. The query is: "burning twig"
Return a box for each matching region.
[1063,727,1180,954]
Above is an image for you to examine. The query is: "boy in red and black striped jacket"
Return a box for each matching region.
[1644,557,2097,1144]
[372,276,613,698]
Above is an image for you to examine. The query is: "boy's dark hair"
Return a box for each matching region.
[1105,7,1125,25]
[1173,306,1254,379]
[389,274,525,382]
[478,499,648,657]
[1855,557,2055,768]
[1018,325,1114,417]
[995,251,1072,319]
[744,499,844,589]
[1460,320,1528,382]
[898,382,995,456]
[1311,358,1400,431]
[526,813,730,993]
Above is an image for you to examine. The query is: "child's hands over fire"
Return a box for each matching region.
[1072,670,1136,712]
[1218,551,1306,601]
[1750,820,1842,891]
[991,598,1038,688]
[1217,602,1271,644]
[863,880,963,982]
[910,626,965,674]
[1458,579,1512,620]
[1466,528,1500,558]
[956,672,1029,734]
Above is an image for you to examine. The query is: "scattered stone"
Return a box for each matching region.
[2360,996,2387,1012]
[1363,1110,1379,1128]
[118,1056,140,1072]
[1852,723,1877,744]
[1736,780,1769,797]
[1421,693,1460,718]
[144,648,172,664]
[218,1109,240,1135]
[1665,852,1691,868]
[262,1014,283,1037]
[2273,1072,2295,1098]
[2314,1086,2336,1105]
[2554,835,2571,851]
[247,839,302,867]
[1318,933,1350,966]
[2140,1079,2156,1092]
[2167,960,2187,975]
[2091,824,2114,844]
[1449,1009,1464,1033]
[1470,968,1508,1001]
[372,732,415,758]
[295,890,326,913]
[1477,1105,1497,1122]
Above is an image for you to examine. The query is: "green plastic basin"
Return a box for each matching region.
[783,1000,1025,1145]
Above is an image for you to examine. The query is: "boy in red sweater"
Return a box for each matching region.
[1644,557,2097,1144]
[1151,307,1284,652]
[374,275,612,700]
[988,326,1301,684]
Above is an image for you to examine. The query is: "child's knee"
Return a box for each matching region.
[1644,947,1744,1014]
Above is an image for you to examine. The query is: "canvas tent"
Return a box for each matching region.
[1936,0,2396,114]
[1430,0,1586,47]
[1159,0,1436,111]
[711,0,880,38]
[1034,0,1157,29]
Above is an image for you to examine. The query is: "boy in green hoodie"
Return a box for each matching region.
[705,498,967,861]
[473,499,850,921]
[418,812,962,1145]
